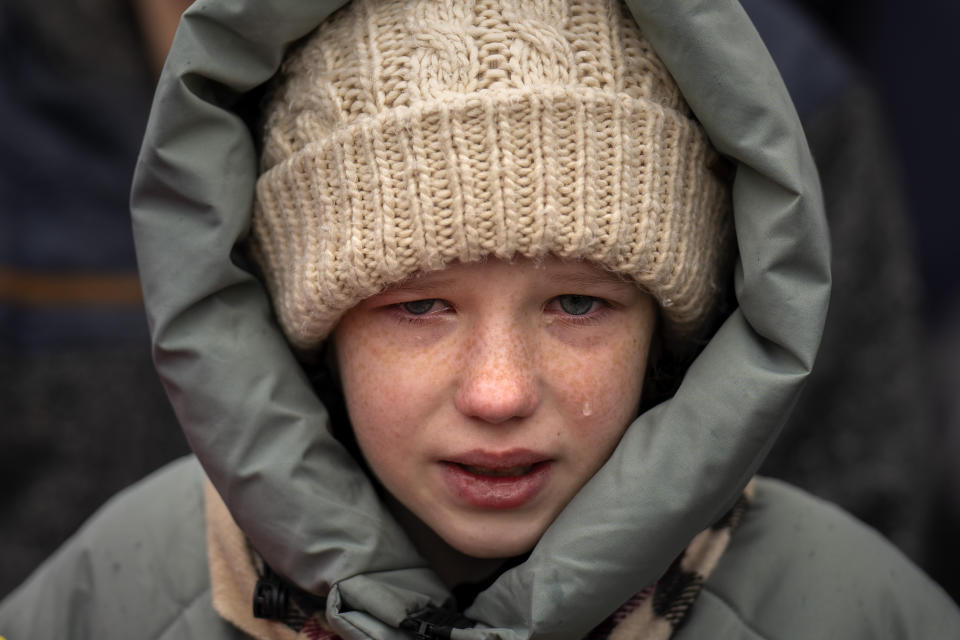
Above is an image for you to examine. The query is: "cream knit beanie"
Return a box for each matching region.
[251,0,732,351]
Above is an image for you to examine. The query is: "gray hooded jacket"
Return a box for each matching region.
[1,0,957,638]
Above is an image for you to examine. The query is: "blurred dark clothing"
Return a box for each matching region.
[928,298,960,600]
[743,0,936,566]
[0,0,149,282]
[780,85,933,555]
[789,0,960,605]
[0,0,187,598]
[793,0,960,311]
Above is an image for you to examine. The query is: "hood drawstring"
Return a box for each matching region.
[400,604,477,640]
[252,565,289,620]
[252,564,326,632]
[251,568,478,640]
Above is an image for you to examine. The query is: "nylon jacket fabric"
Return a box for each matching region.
[132,1,831,638]
[3,457,957,639]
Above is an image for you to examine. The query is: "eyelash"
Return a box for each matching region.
[388,296,611,326]
[389,299,452,325]
[546,295,611,326]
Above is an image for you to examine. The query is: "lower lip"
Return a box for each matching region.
[440,462,551,509]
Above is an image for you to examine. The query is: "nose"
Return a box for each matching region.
[454,321,541,424]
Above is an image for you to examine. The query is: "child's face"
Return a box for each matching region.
[333,257,656,558]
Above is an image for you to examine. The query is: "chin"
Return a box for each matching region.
[437,521,543,559]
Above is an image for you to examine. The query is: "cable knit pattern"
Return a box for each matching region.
[251,0,732,350]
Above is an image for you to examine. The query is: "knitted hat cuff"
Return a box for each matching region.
[252,87,731,350]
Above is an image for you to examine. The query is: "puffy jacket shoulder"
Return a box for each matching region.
[678,477,959,639]
[0,456,242,640]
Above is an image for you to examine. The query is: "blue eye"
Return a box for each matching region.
[556,295,596,316]
[401,299,438,315]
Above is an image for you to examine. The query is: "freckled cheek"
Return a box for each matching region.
[547,334,649,438]
[338,333,454,446]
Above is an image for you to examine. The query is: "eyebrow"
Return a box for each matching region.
[380,270,637,294]
[547,269,636,291]
[380,275,460,296]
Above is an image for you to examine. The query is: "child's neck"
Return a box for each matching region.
[385,495,509,593]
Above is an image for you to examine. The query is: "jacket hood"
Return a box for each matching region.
[130,1,829,639]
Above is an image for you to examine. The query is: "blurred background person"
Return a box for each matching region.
[0,0,191,597]
[746,0,960,600]
[742,0,935,564]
